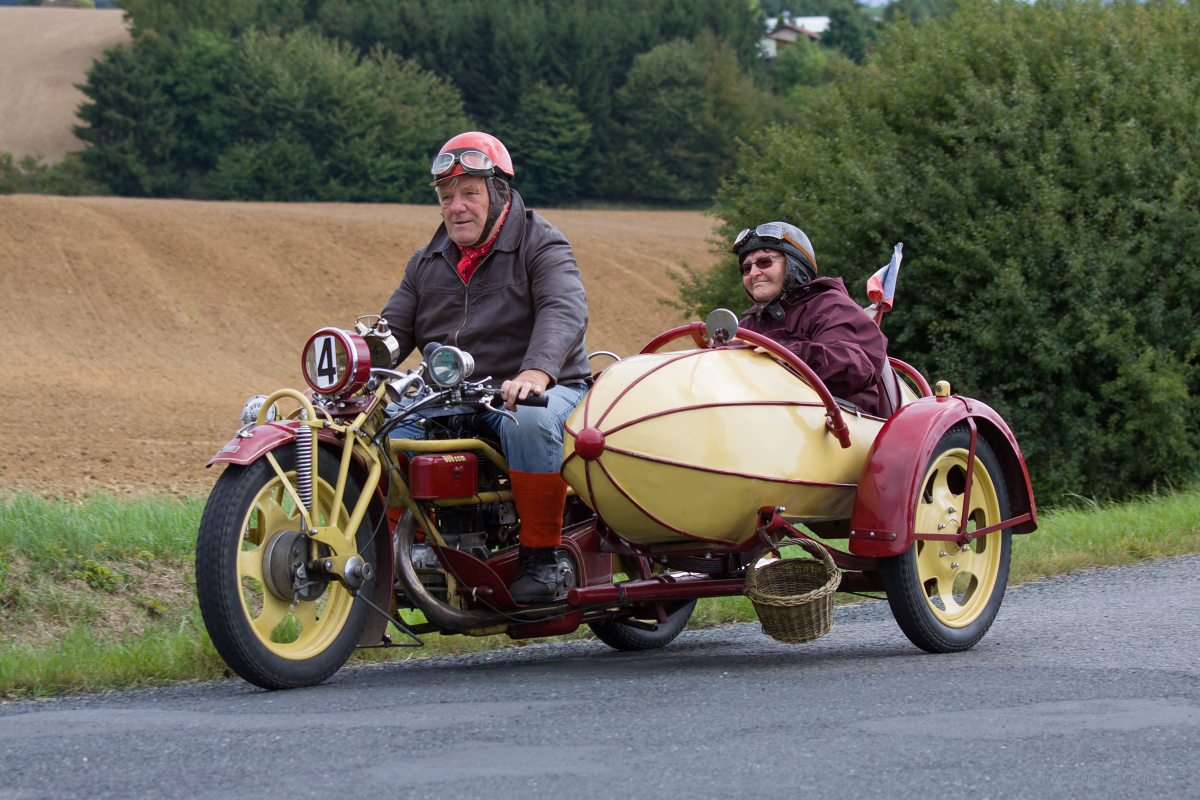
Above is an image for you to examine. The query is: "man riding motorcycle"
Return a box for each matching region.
[734,222,890,416]
[380,131,590,603]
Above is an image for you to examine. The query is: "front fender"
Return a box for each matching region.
[849,395,1037,558]
[207,421,305,467]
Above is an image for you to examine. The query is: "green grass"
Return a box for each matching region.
[0,492,203,566]
[2,487,1199,698]
[1008,489,1200,583]
[0,611,227,697]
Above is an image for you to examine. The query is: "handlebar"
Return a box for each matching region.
[488,392,549,409]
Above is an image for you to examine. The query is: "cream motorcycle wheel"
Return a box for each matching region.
[196,443,375,690]
[881,424,1012,653]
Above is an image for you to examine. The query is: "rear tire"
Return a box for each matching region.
[196,444,376,689]
[589,601,696,651]
[881,424,1012,653]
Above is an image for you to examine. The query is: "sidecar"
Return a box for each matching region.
[558,315,1038,653]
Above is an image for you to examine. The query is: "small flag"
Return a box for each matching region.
[867,242,903,316]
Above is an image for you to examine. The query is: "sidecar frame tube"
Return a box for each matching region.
[566,576,746,607]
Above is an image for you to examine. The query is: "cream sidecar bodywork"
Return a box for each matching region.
[561,347,916,548]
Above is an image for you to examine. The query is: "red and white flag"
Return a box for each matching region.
[867,242,903,318]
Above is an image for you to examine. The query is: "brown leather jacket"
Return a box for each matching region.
[381,191,590,388]
[739,277,889,416]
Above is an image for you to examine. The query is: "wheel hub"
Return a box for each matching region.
[260,529,328,603]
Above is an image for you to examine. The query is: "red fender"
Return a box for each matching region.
[849,395,1037,558]
[206,420,394,645]
[207,421,377,474]
[207,421,306,467]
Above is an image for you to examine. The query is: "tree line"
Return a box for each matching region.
[23,0,880,205]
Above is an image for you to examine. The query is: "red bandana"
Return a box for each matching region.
[455,202,511,285]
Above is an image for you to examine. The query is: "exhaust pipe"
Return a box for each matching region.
[393,513,510,631]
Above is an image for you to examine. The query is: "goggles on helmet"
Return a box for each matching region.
[733,223,807,256]
[431,149,496,180]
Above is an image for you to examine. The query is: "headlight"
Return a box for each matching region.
[428,346,474,387]
[302,327,372,397]
[241,395,277,426]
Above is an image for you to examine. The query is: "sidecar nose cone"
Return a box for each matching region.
[575,428,605,461]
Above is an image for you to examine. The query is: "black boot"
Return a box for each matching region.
[509,546,561,604]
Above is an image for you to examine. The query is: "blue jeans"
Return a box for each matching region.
[388,383,587,473]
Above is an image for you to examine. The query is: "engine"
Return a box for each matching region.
[397,449,519,606]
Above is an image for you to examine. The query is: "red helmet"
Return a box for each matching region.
[430,131,514,184]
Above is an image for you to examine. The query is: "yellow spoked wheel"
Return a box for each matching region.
[236,476,356,659]
[881,424,1012,653]
[913,447,1003,627]
[197,443,375,689]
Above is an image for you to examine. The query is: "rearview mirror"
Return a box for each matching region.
[704,308,739,344]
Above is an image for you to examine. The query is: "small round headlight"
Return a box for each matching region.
[428,346,474,387]
[241,395,277,426]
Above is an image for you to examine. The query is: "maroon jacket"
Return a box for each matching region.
[739,277,889,416]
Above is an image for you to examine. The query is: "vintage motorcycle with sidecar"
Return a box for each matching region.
[197,310,1037,690]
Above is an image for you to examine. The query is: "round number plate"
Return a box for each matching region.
[302,328,371,397]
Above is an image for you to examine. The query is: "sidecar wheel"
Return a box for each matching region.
[589,600,696,651]
[196,444,375,690]
[881,424,1012,653]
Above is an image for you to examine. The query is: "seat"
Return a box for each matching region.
[877,360,902,419]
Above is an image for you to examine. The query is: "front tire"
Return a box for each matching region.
[881,424,1012,653]
[197,444,376,689]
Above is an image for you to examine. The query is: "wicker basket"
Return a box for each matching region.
[744,538,841,644]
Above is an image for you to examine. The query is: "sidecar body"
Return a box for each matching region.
[561,346,914,547]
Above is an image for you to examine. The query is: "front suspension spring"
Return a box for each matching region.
[295,423,313,519]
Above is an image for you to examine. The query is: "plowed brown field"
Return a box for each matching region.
[0,8,130,160]
[0,195,719,497]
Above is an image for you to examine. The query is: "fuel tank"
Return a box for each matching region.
[561,347,886,547]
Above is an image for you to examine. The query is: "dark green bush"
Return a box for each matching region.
[98,0,782,205]
[0,152,110,196]
[681,0,1200,501]
[822,2,869,64]
[768,37,853,97]
[494,83,592,207]
[118,0,312,38]
[75,28,470,201]
[312,0,765,203]
[603,34,773,203]
[75,30,238,197]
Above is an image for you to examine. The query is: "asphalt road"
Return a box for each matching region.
[1,556,1197,800]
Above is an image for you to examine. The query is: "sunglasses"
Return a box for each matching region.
[740,254,781,276]
[430,149,496,179]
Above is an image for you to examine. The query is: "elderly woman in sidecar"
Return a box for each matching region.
[733,222,892,417]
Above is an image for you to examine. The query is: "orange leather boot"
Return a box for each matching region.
[508,470,568,603]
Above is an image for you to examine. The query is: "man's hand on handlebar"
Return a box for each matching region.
[500,369,551,411]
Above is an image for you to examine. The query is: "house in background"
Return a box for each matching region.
[758,15,829,59]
